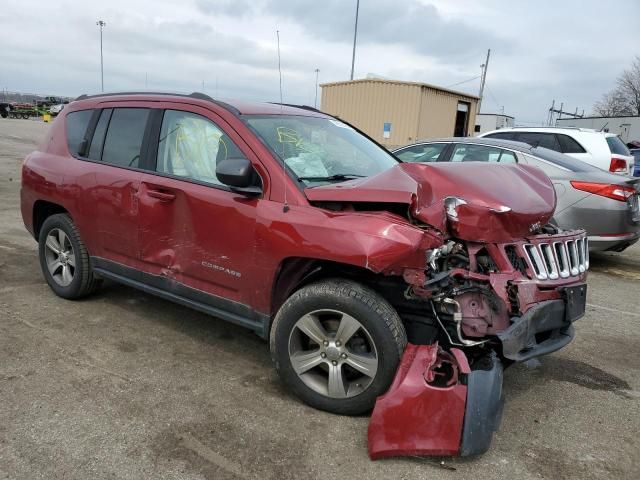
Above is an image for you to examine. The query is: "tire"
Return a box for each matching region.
[270,278,407,415]
[38,213,100,299]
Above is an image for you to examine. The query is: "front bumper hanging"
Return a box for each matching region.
[368,343,503,459]
[498,284,586,362]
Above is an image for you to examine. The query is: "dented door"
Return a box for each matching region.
[138,107,259,307]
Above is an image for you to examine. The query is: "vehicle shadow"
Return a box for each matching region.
[589,249,640,272]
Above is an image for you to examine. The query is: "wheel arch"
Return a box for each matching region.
[269,256,399,321]
[33,200,69,240]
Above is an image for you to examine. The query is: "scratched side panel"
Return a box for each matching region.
[138,173,259,307]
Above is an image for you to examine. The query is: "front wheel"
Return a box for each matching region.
[270,279,407,415]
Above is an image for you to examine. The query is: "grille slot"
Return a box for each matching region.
[505,245,527,274]
[522,235,588,279]
[524,244,548,280]
[540,243,559,279]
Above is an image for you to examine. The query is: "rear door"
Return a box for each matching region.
[137,104,262,312]
[76,106,153,267]
[91,107,150,265]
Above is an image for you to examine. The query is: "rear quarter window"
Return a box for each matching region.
[606,136,631,156]
[557,134,586,153]
[66,109,93,156]
[484,131,517,141]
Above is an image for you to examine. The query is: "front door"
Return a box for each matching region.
[137,106,260,309]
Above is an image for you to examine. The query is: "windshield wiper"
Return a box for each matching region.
[297,173,367,182]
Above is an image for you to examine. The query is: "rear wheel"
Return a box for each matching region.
[38,214,100,299]
[270,279,406,415]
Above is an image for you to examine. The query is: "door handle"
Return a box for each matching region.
[147,189,176,201]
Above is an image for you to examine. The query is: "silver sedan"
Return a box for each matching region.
[393,138,640,252]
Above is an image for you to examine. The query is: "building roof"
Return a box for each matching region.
[319,78,479,100]
[556,115,640,120]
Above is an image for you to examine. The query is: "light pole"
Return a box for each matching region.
[314,68,320,108]
[96,20,106,92]
[350,0,359,80]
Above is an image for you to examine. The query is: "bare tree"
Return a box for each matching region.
[616,57,640,115]
[594,90,632,116]
[593,56,640,116]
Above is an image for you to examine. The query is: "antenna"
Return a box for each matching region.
[277,30,289,213]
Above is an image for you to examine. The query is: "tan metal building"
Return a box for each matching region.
[320,79,479,149]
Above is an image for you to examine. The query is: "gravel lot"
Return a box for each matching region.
[1,118,638,480]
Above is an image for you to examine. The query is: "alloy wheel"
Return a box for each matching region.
[43,228,76,287]
[288,309,379,399]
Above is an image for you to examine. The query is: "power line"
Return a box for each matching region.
[484,85,501,110]
[446,74,482,88]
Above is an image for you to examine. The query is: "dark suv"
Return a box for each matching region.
[21,93,587,450]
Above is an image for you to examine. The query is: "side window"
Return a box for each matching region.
[156,110,244,187]
[66,110,93,156]
[395,143,447,163]
[88,109,112,160]
[517,133,561,152]
[101,108,150,168]
[557,134,586,153]
[484,131,516,141]
[498,150,518,163]
[451,144,515,163]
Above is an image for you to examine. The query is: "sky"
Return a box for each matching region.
[1,0,638,125]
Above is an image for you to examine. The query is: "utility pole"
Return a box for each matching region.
[477,48,490,114]
[314,68,320,108]
[547,101,584,125]
[96,20,106,92]
[350,0,360,80]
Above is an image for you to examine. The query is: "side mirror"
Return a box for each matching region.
[216,157,262,195]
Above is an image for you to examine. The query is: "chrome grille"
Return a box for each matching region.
[522,236,588,280]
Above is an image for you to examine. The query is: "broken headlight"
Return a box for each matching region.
[444,196,467,221]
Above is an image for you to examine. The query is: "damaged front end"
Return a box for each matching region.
[306,163,588,458]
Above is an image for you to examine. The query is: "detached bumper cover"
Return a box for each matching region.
[498,284,587,362]
[368,344,503,459]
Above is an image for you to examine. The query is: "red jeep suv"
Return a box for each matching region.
[21,93,587,452]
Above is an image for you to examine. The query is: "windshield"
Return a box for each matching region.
[245,115,398,186]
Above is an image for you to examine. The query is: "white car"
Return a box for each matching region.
[479,127,635,176]
[49,104,65,116]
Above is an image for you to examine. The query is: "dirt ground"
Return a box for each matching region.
[0,118,638,480]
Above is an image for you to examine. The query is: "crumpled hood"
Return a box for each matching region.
[304,162,556,243]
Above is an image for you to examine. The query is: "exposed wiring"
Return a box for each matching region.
[446,75,482,88]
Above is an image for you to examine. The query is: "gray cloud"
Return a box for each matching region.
[197,0,508,60]
[1,0,639,123]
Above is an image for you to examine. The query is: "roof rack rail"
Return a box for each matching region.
[509,125,583,130]
[268,102,323,113]
[72,91,241,116]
